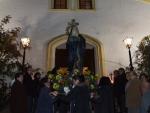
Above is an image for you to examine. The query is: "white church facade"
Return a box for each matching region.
[1,0,150,75]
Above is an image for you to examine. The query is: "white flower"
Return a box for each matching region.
[64,87,70,94]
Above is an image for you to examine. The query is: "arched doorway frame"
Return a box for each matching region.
[47,34,105,76]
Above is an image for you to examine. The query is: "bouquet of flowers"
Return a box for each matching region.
[47,67,99,91]
[82,67,99,91]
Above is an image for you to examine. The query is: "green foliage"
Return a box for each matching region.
[135,35,150,76]
[47,67,99,91]
[0,16,22,78]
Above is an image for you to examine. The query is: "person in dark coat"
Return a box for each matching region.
[36,76,57,113]
[114,68,128,113]
[56,92,70,113]
[140,74,150,113]
[23,66,34,113]
[33,72,42,113]
[68,75,92,113]
[10,72,28,113]
[92,76,114,113]
[50,67,70,113]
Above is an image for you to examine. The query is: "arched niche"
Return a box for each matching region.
[47,34,105,76]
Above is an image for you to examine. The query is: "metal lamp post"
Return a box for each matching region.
[123,37,134,71]
[21,37,30,71]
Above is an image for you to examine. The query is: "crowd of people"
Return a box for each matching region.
[9,66,150,113]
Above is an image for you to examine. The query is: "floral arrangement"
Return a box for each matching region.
[47,67,99,91]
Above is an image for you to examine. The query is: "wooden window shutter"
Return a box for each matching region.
[54,0,67,9]
[79,0,93,9]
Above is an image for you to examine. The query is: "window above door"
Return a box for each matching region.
[54,0,68,9]
[78,0,94,10]
[49,0,95,11]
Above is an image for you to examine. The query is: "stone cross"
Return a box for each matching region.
[66,19,79,36]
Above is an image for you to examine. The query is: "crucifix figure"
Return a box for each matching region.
[66,19,86,76]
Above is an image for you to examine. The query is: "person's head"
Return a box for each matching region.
[118,68,125,75]
[145,76,150,84]
[41,76,50,88]
[99,76,111,87]
[140,73,148,81]
[145,76,150,90]
[127,71,137,80]
[113,70,119,77]
[72,75,85,85]
[26,66,32,75]
[15,72,23,83]
[34,72,41,80]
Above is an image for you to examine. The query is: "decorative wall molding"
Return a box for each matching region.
[47,34,105,76]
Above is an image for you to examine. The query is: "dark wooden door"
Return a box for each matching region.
[55,49,95,73]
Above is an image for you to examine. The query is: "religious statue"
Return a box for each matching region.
[66,19,86,76]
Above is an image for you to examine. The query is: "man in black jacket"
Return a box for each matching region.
[69,75,92,113]
[114,68,128,113]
